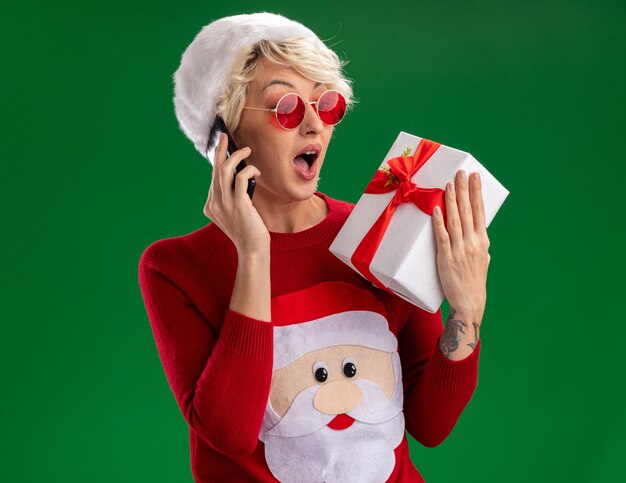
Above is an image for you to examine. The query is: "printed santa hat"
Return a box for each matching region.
[172,12,323,164]
[271,282,398,370]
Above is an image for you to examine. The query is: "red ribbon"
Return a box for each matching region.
[350,138,448,293]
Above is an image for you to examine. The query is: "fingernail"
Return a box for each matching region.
[434,206,441,215]
[459,170,466,180]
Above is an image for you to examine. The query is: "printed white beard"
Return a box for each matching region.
[259,377,405,483]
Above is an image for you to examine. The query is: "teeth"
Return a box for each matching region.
[303,151,316,155]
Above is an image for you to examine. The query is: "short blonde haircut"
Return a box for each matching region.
[217,36,355,133]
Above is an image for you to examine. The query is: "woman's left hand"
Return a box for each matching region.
[432,169,491,326]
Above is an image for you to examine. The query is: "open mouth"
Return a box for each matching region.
[293,143,321,179]
[296,151,319,168]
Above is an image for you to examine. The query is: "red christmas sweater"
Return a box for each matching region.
[138,191,480,482]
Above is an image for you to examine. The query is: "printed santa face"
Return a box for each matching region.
[259,282,405,483]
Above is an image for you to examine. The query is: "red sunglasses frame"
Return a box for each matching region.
[242,89,346,130]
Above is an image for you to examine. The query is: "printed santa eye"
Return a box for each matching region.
[342,357,357,378]
[313,361,329,383]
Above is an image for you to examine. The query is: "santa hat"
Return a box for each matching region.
[271,282,398,370]
[172,12,323,164]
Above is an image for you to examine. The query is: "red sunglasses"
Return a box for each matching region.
[242,90,347,130]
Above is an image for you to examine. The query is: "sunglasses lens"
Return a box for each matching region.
[276,94,305,129]
[317,90,347,126]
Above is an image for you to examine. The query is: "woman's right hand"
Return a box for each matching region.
[204,133,270,255]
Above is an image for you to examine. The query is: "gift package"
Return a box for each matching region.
[329,132,509,313]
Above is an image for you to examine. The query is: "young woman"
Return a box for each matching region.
[139,12,490,483]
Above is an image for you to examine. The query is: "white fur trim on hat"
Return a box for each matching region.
[273,310,398,370]
[173,12,321,164]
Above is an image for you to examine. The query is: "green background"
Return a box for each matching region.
[2,0,624,481]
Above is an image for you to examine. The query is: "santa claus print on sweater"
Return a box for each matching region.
[259,281,405,483]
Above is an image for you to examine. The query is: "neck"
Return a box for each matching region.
[252,188,328,233]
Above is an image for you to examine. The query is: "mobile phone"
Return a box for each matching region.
[206,116,256,199]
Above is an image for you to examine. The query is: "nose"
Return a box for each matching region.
[313,380,362,414]
[300,101,324,134]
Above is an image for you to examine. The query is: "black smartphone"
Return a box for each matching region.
[206,116,256,199]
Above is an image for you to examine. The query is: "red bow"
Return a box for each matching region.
[350,138,447,293]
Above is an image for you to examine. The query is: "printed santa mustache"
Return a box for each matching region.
[259,374,405,483]
[262,377,403,438]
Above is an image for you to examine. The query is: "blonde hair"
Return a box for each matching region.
[217,36,355,133]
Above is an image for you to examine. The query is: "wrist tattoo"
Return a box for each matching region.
[439,307,480,358]
[467,322,480,350]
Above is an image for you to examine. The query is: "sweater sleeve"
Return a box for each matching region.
[398,305,480,448]
[138,246,273,457]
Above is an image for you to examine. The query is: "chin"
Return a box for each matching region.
[255,180,317,204]
[287,184,319,202]
[287,174,322,200]
[298,175,322,194]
